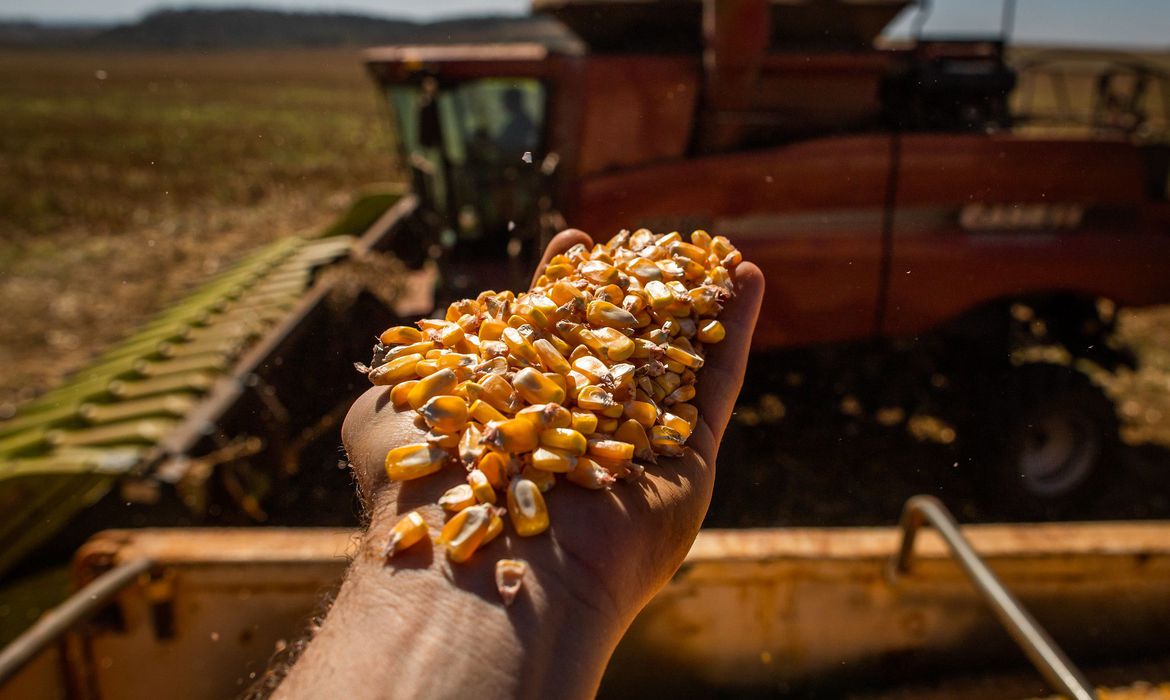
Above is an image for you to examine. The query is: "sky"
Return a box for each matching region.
[0,0,1166,49]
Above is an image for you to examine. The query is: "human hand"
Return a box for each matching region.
[342,228,763,624]
[277,229,762,700]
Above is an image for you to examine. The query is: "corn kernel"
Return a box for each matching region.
[650,425,686,456]
[380,326,422,345]
[369,353,424,385]
[615,419,654,462]
[382,511,427,560]
[540,427,588,455]
[566,456,617,489]
[495,559,528,606]
[508,479,550,537]
[588,438,635,462]
[468,469,497,504]
[385,443,447,481]
[439,483,477,512]
[390,379,418,408]
[513,367,567,405]
[419,395,469,433]
[440,504,493,563]
[482,418,539,453]
[571,408,598,435]
[531,446,576,473]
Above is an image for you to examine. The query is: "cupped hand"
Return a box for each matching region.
[340,229,764,627]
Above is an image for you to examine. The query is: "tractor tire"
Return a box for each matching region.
[964,362,1119,519]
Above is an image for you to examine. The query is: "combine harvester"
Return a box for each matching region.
[2,0,1169,696]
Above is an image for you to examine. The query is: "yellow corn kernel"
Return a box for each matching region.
[445,298,478,322]
[566,456,617,489]
[644,280,674,310]
[380,326,423,345]
[655,372,682,395]
[414,358,440,377]
[455,380,484,403]
[495,559,528,606]
[623,400,658,428]
[469,398,507,424]
[615,419,654,462]
[531,446,576,473]
[691,229,712,248]
[407,368,458,409]
[666,384,696,405]
[593,284,623,304]
[579,260,620,285]
[571,408,598,435]
[390,379,418,408]
[671,402,698,426]
[540,427,588,456]
[386,340,435,361]
[508,479,550,537]
[587,300,638,329]
[384,443,447,481]
[512,367,567,405]
[481,373,522,414]
[440,503,493,563]
[577,385,615,412]
[426,429,460,449]
[621,292,646,315]
[588,438,635,462]
[697,320,726,344]
[549,279,585,306]
[661,411,695,440]
[570,355,607,383]
[522,403,572,431]
[544,262,573,279]
[670,241,707,263]
[592,327,635,362]
[597,417,620,433]
[459,424,484,466]
[477,451,512,489]
[533,338,572,374]
[439,483,477,512]
[651,425,686,457]
[482,418,539,453]
[502,326,541,365]
[483,509,504,544]
[369,353,424,386]
[467,469,497,505]
[382,511,428,560]
[663,343,704,370]
[479,317,506,341]
[711,235,740,263]
[419,395,469,433]
[627,257,663,282]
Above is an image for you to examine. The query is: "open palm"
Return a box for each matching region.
[341,229,764,625]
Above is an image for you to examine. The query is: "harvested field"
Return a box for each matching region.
[0,49,398,409]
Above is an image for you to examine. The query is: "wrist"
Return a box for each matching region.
[287,481,625,699]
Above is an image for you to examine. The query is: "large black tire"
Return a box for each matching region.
[964,362,1119,519]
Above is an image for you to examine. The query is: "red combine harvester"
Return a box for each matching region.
[366,0,1170,513]
[2,1,1170,698]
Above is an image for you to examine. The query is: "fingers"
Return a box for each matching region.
[342,386,428,497]
[691,262,765,445]
[531,229,593,289]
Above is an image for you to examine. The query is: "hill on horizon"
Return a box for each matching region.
[0,7,582,51]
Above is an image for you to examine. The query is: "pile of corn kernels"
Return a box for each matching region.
[365,229,741,604]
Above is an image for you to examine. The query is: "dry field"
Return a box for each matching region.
[0,48,398,409]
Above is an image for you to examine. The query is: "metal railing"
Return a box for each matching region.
[887,495,1098,700]
[0,557,154,687]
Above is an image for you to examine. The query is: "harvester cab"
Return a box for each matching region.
[369,45,564,297]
